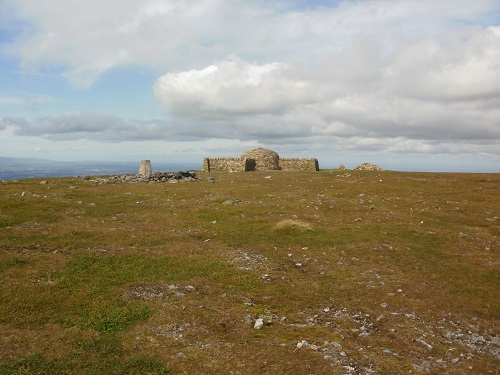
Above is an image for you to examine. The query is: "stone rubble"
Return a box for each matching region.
[354,163,383,171]
[92,171,198,184]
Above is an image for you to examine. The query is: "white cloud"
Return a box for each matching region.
[153,56,315,116]
[1,112,174,141]
[0,95,55,108]
[2,0,500,170]
[5,0,495,82]
[387,26,500,102]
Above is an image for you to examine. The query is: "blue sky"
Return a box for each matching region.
[1,0,499,172]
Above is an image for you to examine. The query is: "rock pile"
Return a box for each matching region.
[354,163,383,171]
[93,171,198,184]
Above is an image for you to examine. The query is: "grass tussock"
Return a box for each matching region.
[274,219,313,232]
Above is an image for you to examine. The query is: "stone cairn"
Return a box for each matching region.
[91,160,197,184]
[354,163,383,171]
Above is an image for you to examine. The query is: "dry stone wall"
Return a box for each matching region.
[202,158,255,172]
[279,158,319,171]
[202,148,320,172]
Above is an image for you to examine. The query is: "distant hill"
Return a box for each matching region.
[0,156,198,180]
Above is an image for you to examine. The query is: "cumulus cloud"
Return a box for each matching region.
[2,0,500,166]
[152,26,500,148]
[153,56,315,116]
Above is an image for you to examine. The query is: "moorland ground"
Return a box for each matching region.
[0,170,498,374]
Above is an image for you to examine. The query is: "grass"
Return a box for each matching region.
[0,170,499,374]
[274,219,313,232]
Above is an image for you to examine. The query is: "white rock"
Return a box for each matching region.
[297,340,308,349]
[254,318,264,330]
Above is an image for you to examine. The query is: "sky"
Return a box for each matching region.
[0,0,499,172]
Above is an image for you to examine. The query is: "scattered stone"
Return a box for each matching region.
[124,284,197,300]
[331,341,342,349]
[416,338,434,351]
[40,180,48,184]
[222,199,242,205]
[297,340,308,349]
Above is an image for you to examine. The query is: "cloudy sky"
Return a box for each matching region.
[1,0,499,171]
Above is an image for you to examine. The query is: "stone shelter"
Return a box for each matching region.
[202,148,319,172]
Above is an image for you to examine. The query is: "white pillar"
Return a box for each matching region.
[139,160,152,178]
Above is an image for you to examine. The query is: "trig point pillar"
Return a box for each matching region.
[139,160,152,178]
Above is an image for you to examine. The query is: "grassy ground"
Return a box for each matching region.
[0,170,498,374]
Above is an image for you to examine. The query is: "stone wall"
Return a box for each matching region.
[202,148,320,172]
[202,158,255,172]
[279,158,319,171]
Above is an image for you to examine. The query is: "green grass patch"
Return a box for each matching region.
[0,353,170,375]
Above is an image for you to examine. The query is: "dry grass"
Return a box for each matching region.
[274,219,313,232]
[0,170,499,374]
